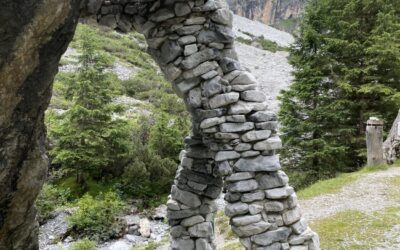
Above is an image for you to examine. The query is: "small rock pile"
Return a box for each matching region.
[86,0,320,249]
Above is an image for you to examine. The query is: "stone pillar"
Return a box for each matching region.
[366,117,385,166]
[92,0,320,249]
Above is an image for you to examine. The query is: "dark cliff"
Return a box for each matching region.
[226,0,305,33]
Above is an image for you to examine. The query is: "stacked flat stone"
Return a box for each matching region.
[88,0,320,249]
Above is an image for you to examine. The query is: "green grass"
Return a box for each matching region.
[236,35,287,52]
[312,207,400,249]
[131,237,169,250]
[218,242,244,250]
[298,164,390,200]
[71,24,154,69]
[215,211,236,241]
[55,176,116,199]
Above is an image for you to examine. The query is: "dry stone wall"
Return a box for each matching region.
[90,0,320,249]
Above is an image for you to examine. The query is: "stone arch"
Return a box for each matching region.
[0,0,319,249]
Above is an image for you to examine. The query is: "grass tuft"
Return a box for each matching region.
[312,207,400,249]
[298,164,390,200]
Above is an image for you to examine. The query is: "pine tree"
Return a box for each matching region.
[50,26,131,185]
[279,0,400,187]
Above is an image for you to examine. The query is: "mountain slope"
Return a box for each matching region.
[227,0,305,32]
[233,15,294,112]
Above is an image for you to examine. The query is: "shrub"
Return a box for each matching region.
[121,144,177,199]
[67,239,98,250]
[68,192,126,241]
[36,184,71,221]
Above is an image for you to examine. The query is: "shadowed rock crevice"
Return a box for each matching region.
[0,0,82,249]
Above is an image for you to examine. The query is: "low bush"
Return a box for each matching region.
[36,184,71,221]
[67,239,98,250]
[68,192,126,241]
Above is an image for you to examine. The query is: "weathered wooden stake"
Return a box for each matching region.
[366,117,385,166]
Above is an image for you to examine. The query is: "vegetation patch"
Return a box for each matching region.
[218,242,243,250]
[312,207,400,249]
[68,192,126,241]
[215,211,236,241]
[63,239,99,250]
[298,164,389,199]
[236,35,287,52]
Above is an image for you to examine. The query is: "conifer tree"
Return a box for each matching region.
[50,26,131,185]
[279,0,400,187]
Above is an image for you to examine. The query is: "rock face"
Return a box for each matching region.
[0,1,318,249]
[0,0,81,249]
[226,0,305,32]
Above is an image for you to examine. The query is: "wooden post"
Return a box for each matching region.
[366,117,385,166]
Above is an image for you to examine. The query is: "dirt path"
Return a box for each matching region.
[300,167,400,222]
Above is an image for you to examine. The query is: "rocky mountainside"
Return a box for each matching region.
[233,15,294,112]
[226,0,305,32]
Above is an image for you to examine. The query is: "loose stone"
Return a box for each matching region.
[241,130,272,142]
[241,150,261,158]
[185,17,207,25]
[184,44,198,56]
[231,71,257,85]
[214,132,239,140]
[171,185,201,208]
[283,207,302,225]
[234,155,281,172]
[220,122,254,133]
[256,121,279,131]
[200,116,226,129]
[226,172,254,182]
[209,92,240,109]
[226,115,246,122]
[232,221,271,237]
[174,2,191,16]
[210,9,233,26]
[249,111,277,122]
[234,143,252,152]
[181,215,205,227]
[251,227,292,246]
[241,190,265,203]
[215,151,240,161]
[292,218,308,234]
[202,76,223,97]
[178,35,197,45]
[181,48,217,70]
[257,171,289,189]
[228,179,258,193]
[225,202,249,217]
[232,214,262,226]
[264,201,284,212]
[253,136,282,151]
[241,90,266,102]
[183,61,219,79]
[265,186,295,200]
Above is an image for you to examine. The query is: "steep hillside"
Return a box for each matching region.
[227,0,305,32]
[233,15,294,112]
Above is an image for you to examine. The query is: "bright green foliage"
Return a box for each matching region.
[312,207,400,249]
[149,112,190,160]
[67,239,98,250]
[279,0,400,188]
[68,192,126,241]
[236,36,287,52]
[49,26,132,184]
[35,184,71,221]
